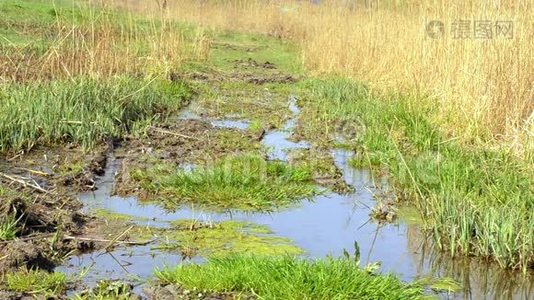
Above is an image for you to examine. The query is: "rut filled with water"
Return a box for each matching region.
[58,96,533,299]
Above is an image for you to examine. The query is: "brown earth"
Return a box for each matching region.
[0,144,110,273]
[144,284,256,300]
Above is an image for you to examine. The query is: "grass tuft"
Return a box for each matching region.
[0,215,19,241]
[132,154,317,212]
[2,270,67,297]
[155,255,424,299]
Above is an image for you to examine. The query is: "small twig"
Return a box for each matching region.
[107,251,131,273]
[104,225,134,252]
[0,233,154,246]
[7,153,23,161]
[17,167,51,177]
[64,235,155,246]
[151,127,197,140]
[0,172,52,194]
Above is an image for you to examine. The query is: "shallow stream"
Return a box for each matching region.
[58,97,533,299]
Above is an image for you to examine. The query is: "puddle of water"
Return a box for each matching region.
[262,131,309,161]
[58,97,533,299]
[177,107,251,130]
[176,106,202,121]
[210,119,250,130]
[263,96,309,161]
[62,246,186,290]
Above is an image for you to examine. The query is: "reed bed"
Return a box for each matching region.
[120,0,533,157]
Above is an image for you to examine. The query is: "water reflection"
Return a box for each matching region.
[407,227,533,299]
[57,97,533,299]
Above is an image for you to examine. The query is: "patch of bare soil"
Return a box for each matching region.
[0,144,110,273]
[144,284,256,300]
[240,72,298,85]
[212,42,263,53]
[178,55,298,86]
[233,58,276,69]
[184,70,299,85]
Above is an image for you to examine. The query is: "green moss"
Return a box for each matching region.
[94,209,138,222]
[132,154,317,212]
[416,277,462,293]
[2,270,67,297]
[152,220,302,257]
[155,255,424,299]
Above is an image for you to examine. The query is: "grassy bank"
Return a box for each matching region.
[297,77,533,272]
[0,0,210,82]
[0,78,190,152]
[156,255,424,299]
[0,0,206,152]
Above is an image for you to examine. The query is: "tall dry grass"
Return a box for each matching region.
[0,0,210,152]
[119,0,533,156]
[0,1,211,83]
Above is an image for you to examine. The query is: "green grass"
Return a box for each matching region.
[2,270,67,297]
[131,154,317,212]
[297,77,534,272]
[155,255,424,299]
[0,77,190,152]
[0,0,77,45]
[0,215,19,241]
[73,280,137,300]
[0,0,184,46]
